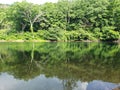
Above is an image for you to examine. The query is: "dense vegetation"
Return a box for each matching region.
[0,0,120,41]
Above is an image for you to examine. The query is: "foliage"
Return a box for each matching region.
[0,5,10,29]
[0,0,120,41]
[100,26,120,41]
[7,1,42,32]
[65,29,96,41]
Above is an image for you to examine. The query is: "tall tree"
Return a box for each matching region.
[7,1,42,32]
[0,5,9,29]
[57,0,73,30]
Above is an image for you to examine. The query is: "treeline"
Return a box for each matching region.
[0,0,120,41]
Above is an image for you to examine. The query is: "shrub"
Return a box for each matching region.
[64,29,96,41]
[100,26,119,41]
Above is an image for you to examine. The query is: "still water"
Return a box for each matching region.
[0,42,120,90]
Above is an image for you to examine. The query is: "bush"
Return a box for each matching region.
[100,26,119,41]
[78,29,96,40]
[37,29,66,41]
[65,31,80,41]
[65,29,96,41]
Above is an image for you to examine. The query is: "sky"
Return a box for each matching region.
[0,0,58,4]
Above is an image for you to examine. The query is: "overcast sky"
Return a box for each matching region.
[0,0,58,4]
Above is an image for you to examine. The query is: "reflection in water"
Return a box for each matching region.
[0,42,120,90]
[0,73,119,90]
[87,80,119,90]
[0,73,88,90]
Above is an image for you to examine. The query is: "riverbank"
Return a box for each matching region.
[0,39,120,43]
[0,30,120,43]
[0,40,49,42]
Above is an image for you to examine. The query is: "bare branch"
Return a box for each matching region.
[21,22,27,31]
[33,13,43,23]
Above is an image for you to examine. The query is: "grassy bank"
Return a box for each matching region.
[0,29,120,42]
[0,29,97,42]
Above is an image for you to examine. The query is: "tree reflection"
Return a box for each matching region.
[0,42,119,83]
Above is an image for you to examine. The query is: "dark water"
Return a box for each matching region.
[0,42,120,90]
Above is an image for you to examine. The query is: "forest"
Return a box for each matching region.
[0,0,120,41]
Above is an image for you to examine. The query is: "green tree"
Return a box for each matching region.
[40,2,66,30]
[57,0,73,30]
[0,4,9,29]
[7,1,42,33]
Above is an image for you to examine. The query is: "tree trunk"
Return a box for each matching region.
[30,23,34,33]
[30,23,34,38]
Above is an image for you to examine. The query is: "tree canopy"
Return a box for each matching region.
[0,0,120,41]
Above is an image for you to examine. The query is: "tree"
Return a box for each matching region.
[7,1,42,33]
[0,4,9,29]
[109,0,120,31]
[40,2,67,30]
[57,0,73,30]
[0,0,119,41]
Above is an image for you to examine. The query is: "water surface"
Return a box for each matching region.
[0,42,120,90]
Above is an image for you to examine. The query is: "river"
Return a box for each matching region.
[0,42,120,90]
